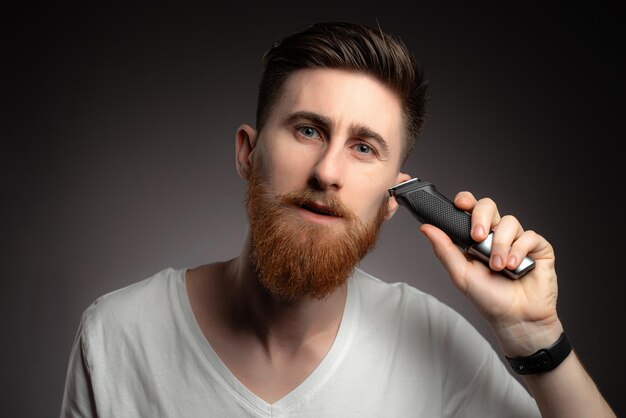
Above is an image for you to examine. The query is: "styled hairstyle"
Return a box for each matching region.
[256,21,429,163]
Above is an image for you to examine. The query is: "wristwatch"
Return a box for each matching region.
[506,332,572,375]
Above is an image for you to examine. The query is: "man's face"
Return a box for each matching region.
[238,68,409,301]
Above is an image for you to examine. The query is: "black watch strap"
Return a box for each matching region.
[506,332,572,375]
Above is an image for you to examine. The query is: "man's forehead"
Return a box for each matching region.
[272,68,404,149]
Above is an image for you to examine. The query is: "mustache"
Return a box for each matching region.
[280,188,355,221]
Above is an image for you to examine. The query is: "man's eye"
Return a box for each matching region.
[297,126,321,139]
[354,143,373,154]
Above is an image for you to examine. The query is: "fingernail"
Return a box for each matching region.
[508,256,517,268]
[473,225,484,238]
[492,255,503,269]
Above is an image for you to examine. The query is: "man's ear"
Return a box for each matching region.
[384,172,412,221]
[235,124,258,180]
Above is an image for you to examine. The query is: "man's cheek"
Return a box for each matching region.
[262,157,303,189]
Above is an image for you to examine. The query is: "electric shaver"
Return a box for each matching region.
[388,178,535,279]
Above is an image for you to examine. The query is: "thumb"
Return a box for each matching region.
[419,224,469,289]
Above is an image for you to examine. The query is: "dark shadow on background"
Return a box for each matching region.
[2,2,623,416]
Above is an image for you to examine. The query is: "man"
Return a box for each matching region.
[61,21,615,417]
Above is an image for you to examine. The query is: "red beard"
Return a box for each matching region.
[245,163,389,302]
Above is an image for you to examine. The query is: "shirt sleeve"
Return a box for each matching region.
[60,311,98,418]
[438,309,541,418]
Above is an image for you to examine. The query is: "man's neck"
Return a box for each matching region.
[223,252,348,350]
[186,235,348,357]
[185,238,349,403]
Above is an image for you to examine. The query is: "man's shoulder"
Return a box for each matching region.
[353,268,445,307]
[351,268,468,328]
[351,268,494,354]
[79,267,183,331]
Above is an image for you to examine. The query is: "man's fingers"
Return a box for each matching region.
[490,215,524,271]
[453,192,501,243]
[419,224,469,290]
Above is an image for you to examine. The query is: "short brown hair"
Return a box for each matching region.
[256,21,429,163]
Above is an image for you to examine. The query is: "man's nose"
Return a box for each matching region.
[309,144,346,191]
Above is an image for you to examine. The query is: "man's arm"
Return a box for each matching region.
[60,319,97,418]
[419,191,616,418]
[522,351,615,417]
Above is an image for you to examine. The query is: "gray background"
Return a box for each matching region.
[3,2,624,416]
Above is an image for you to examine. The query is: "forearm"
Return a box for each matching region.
[492,318,615,417]
[522,351,616,418]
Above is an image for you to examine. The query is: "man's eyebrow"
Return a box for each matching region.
[351,123,390,157]
[284,111,332,130]
[284,111,391,157]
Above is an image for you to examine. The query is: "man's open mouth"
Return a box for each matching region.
[299,202,340,217]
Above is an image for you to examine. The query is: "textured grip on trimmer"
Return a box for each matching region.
[388,178,535,280]
[405,188,474,250]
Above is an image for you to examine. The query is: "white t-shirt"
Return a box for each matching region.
[61,267,541,417]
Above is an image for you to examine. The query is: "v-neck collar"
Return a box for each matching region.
[176,267,359,416]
